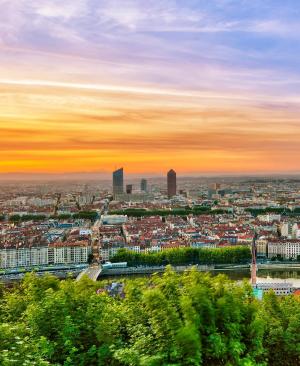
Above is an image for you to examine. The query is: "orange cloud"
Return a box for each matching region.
[0,81,299,174]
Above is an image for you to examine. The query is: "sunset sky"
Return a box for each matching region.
[1,0,300,176]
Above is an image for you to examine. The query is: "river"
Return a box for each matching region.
[2,267,300,288]
[101,266,300,288]
[209,268,300,287]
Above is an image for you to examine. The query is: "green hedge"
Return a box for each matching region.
[245,207,293,216]
[109,207,227,217]
[111,246,251,266]
[8,211,98,222]
[9,214,47,222]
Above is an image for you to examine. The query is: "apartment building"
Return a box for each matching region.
[268,240,300,259]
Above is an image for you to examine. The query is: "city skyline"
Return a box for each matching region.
[1,1,300,175]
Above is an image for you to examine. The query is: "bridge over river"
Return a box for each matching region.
[76,264,102,281]
[76,263,247,281]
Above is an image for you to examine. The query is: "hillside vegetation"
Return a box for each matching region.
[0,268,299,365]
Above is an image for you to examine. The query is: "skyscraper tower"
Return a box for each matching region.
[126,184,133,194]
[141,178,147,192]
[113,168,124,198]
[167,169,176,198]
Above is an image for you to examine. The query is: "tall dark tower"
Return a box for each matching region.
[126,184,133,194]
[113,168,124,198]
[167,169,176,198]
[141,178,147,192]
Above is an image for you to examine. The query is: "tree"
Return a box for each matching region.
[87,253,94,264]
[0,268,299,365]
[111,246,252,267]
[261,292,300,365]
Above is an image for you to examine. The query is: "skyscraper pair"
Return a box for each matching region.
[112,168,176,198]
[112,168,146,196]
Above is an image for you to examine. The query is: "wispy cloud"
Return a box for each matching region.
[0,0,300,173]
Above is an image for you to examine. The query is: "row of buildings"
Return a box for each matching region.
[1,242,91,269]
[0,220,92,269]
[99,214,300,261]
[1,215,300,269]
[1,177,300,270]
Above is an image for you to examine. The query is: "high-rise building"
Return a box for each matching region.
[113,168,124,198]
[140,178,147,192]
[167,169,176,198]
[210,183,217,190]
[126,184,133,194]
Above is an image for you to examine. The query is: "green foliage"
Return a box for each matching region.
[53,211,97,221]
[73,211,98,220]
[9,211,98,222]
[0,214,5,221]
[52,214,72,220]
[87,253,94,264]
[111,246,251,267]
[0,269,299,365]
[271,255,284,262]
[0,323,52,365]
[109,207,226,217]
[8,214,21,222]
[9,214,47,222]
[245,207,294,217]
[244,206,300,218]
[260,292,300,365]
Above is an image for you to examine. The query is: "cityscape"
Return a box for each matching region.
[1,171,300,290]
[1,0,300,365]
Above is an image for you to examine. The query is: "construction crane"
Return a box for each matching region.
[52,193,61,216]
[72,194,81,211]
[91,220,101,263]
[251,230,258,286]
[92,238,100,263]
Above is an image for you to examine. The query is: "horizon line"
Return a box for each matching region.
[0,171,300,181]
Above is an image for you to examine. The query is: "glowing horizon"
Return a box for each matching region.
[1,1,300,175]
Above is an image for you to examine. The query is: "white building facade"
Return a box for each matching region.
[268,240,300,259]
[0,244,91,269]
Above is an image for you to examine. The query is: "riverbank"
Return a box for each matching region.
[258,263,300,270]
[100,265,300,289]
[100,263,250,277]
[0,265,87,283]
[2,262,300,284]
